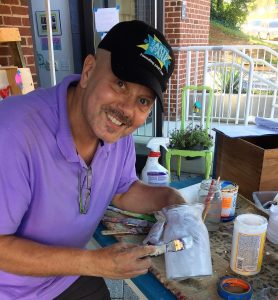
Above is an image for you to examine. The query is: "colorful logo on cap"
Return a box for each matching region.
[137,35,172,72]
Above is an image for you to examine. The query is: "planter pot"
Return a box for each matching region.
[169,145,207,160]
[185,144,204,160]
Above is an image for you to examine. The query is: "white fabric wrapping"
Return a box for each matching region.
[144,203,212,280]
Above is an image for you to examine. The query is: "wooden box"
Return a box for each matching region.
[215,132,278,200]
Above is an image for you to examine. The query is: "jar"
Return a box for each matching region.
[220,181,239,222]
[198,179,222,231]
[230,214,267,275]
[161,203,212,279]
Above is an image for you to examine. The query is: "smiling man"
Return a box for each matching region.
[0,20,185,299]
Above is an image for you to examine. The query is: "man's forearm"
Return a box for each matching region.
[0,234,155,279]
[113,181,185,213]
[0,235,90,276]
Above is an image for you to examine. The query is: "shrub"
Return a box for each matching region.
[169,125,214,150]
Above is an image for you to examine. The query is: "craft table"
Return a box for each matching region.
[93,195,278,300]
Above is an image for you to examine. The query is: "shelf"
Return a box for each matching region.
[0,27,25,67]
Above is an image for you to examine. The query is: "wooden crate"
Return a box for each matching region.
[215,132,278,200]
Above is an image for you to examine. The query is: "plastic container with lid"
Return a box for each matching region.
[220,181,238,222]
[230,213,268,276]
[198,179,222,231]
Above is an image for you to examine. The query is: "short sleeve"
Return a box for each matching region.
[0,128,31,234]
[115,135,138,194]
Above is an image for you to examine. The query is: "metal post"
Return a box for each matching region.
[45,0,56,86]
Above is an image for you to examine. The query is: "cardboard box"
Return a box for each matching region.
[0,67,34,96]
[215,133,278,200]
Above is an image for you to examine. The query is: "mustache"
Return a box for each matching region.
[102,106,133,127]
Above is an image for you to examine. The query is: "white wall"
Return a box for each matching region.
[30,0,74,88]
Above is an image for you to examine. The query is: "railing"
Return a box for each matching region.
[233,45,278,120]
[134,45,278,139]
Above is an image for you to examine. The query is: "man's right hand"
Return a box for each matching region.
[85,242,156,279]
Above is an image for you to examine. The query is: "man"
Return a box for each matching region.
[0,20,185,299]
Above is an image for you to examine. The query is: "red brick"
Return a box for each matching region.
[0,46,11,56]
[20,0,28,6]
[1,0,19,5]
[0,55,10,65]
[165,18,174,23]
[3,16,22,26]
[11,5,29,15]
[166,6,174,12]
[21,46,35,55]
[18,27,31,36]
[8,56,15,65]
[20,37,27,45]
[32,73,37,81]
[29,65,36,74]
[0,16,3,25]
[168,23,181,29]
[168,12,180,18]
[0,5,11,14]
[26,55,34,65]
[26,37,34,45]
[22,17,30,26]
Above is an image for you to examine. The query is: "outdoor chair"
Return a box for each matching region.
[165,85,214,180]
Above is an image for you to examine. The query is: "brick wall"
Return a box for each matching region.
[164,0,211,121]
[0,0,37,85]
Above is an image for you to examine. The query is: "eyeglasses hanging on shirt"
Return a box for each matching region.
[78,167,92,214]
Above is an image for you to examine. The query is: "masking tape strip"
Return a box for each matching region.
[217,276,253,300]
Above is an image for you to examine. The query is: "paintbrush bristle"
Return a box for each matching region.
[166,236,193,252]
[149,236,193,256]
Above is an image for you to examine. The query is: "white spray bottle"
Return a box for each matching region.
[141,137,170,186]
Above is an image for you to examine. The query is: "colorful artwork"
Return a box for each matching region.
[35,10,62,36]
[41,37,61,51]
[15,70,23,90]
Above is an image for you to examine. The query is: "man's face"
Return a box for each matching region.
[80,50,156,143]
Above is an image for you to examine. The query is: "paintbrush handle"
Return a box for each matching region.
[102,216,152,227]
[101,230,137,235]
[202,179,216,222]
[107,206,156,222]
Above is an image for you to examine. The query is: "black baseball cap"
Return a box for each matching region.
[98,20,175,111]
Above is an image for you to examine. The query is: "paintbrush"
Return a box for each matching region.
[107,206,156,222]
[101,227,149,235]
[102,216,153,228]
[202,179,216,222]
[148,236,193,256]
[202,177,220,222]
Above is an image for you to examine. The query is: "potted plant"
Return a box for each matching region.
[169,124,213,151]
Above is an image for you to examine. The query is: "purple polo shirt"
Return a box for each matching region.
[0,75,138,299]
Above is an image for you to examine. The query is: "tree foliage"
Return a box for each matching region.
[211,0,257,29]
